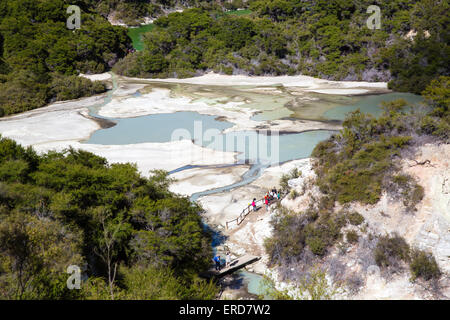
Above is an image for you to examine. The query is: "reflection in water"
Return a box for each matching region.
[135,82,423,122]
[322,92,423,120]
[127,24,155,51]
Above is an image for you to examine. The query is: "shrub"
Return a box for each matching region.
[289,168,301,179]
[346,230,359,244]
[264,212,309,265]
[347,212,364,226]
[374,234,410,269]
[50,74,107,101]
[279,173,290,191]
[410,250,441,281]
[304,213,343,256]
[306,236,326,256]
[289,189,298,200]
[391,174,425,211]
[279,168,302,192]
[311,102,422,207]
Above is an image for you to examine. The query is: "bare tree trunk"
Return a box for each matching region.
[94,213,123,300]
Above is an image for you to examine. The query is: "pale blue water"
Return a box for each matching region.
[86,112,233,145]
[238,270,267,297]
[323,92,423,120]
[86,111,334,167]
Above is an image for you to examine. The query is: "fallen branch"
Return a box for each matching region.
[409,159,435,167]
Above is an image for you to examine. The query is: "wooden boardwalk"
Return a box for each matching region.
[225,193,286,229]
[202,255,261,279]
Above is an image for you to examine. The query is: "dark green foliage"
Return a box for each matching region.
[346,212,364,226]
[0,136,215,299]
[384,0,449,94]
[117,266,218,300]
[346,230,359,244]
[410,249,441,281]
[0,0,131,116]
[420,76,450,142]
[85,0,237,26]
[373,236,441,281]
[374,234,410,269]
[312,101,415,205]
[264,211,309,264]
[390,174,424,211]
[265,201,347,264]
[114,0,448,92]
[50,74,107,101]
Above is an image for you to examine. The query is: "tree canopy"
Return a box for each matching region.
[0,0,131,116]
[114,0,449,94]
[0,138,216,299]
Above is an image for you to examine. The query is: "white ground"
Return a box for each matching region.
[169,165,249,196]
[198,159,309,228]
[0,94,238,176]
[79,73,112,82]
[97,86,342,133]
[127,72,388,94]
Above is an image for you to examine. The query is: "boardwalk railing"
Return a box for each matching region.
[225,198,264,229]
[225,191,288,229]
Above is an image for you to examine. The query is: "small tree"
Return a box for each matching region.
[410,249,441,281]
[93,208,131,300]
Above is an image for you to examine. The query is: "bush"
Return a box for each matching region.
[50,74,107,102]
[289,168,301,179]
[279,173,290,191]
[289,189,298,199]
[346,212,364,226]
[346,230,359,244]
[312,107,414,205]
[374,234,410,269]
[306,236,326,256]
[391,174,424,211]
[279,167,302,192]
[264,211,309,265]
[410,250,441,281]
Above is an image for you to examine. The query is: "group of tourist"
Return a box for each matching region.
[250,187,281,211]
[264,187,281,209]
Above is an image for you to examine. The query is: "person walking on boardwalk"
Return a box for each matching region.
[265,195,269,209]
[214,254,221,271]
[252,198,257,211]
[226,252,231,268]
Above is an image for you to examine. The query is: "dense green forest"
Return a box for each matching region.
[0,139,217,299]
[114,0,449,94]
[0,0,131,116]
[1,1,448,117]
[83,0,246,26]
